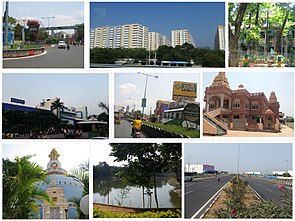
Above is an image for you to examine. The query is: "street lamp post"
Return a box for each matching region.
[188,155,192,172]
[42,16,55,36]
[138,72,158,118]
[4,2,9,46]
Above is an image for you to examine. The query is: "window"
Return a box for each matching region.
[251,102,259,110]
[234,115,240,119]
[233,99,240,108]
[245,101,249,109]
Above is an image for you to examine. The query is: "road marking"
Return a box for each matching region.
[204,185,209,187]
[191,182,229,219]
[185,191,193,195]
[266,188,272,192]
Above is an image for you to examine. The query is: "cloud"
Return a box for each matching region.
[118,83,140,95]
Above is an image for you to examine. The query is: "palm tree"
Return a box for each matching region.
[50,98,64,119]
[3,155,51,219]
[98,102,109,115]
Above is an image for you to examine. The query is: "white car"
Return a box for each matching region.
[57,41,66,49]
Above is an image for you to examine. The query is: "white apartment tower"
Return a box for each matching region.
[91,23,149,49]
[148,32,171,51]
[171,29,196,48]
[214,25,225,50]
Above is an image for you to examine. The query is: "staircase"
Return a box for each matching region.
[203,110,228,135]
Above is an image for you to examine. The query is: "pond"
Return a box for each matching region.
[93,177,181,208]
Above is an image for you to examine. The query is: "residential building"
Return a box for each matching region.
[91,23,149,49]
[214,25,225,50]
[148,32,170,51]
[185,164,215,173]
[171,29,195,47]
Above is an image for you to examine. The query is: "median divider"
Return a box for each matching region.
[141,123,189,138]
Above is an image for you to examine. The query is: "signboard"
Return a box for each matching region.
[11,97,25,105]
[141,98,146,108]
[173,81,197,98]
[183,103,200,124]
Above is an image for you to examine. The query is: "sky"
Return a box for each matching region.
[3,73,109,115]
[91,141,127,167]
[185,143,292,174]
[90,2,225,49]
[3,142,89,172]
[114,72,200,113]
[204,71,294,117]
[3,2,84,34]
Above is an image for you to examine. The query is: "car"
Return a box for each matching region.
[58,41,66,49]
[114,116,121,124]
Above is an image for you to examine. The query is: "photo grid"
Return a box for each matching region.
[1,0,294,220]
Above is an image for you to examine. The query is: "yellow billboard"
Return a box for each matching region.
[173,81,197,98]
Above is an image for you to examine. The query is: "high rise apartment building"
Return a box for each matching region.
[214,25,225,50]
[171,29,196,48]
[148,32,171,51]
[91,23,149,49]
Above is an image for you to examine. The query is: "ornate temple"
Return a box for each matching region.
[35,149,84,219]
[204,72,281,135]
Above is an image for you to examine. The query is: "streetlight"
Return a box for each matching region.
[42,16,55,36]
[137,72,158,118]
[188,155,192,172]
[285,160,288,174]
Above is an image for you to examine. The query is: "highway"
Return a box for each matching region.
[241,175,292,205]
[185,174,234,218]
[114,119,146,138]
[3,45,84,68]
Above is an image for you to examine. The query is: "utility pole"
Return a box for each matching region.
[4,2,9,46]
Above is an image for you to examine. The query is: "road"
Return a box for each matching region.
[3,45,84,68]
[185,174,234,218]
[241,175,292,205]
[115,119,146,138]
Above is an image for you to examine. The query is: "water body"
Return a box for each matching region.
[93,177,181,208]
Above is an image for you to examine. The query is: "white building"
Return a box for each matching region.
[91,23,149,49]
[214,25,225,50]
[148,32,171,51]
[185,164,215,173]
[171,29,195,48]
[36,98,88,125]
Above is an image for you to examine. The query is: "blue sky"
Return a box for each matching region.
[204,72,294,117]
[114,72,200,113]
[3,73,109,115]
[185,143,292,174]
[90,2,225,49]
[3,2,84,33]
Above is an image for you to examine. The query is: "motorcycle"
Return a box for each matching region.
[217,178,220,182]
[133,128,141,138]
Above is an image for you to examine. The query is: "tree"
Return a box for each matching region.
[3,156,51,219]
[50,98,64,119]
[75,23,84,42]
[98,102,109,115]
[14,23,24,41]
[109,143,181,208]
[27,20,41,42]
[229,3,249,67]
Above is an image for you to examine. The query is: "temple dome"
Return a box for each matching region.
[264,109,274,115]
[211,72,230,89]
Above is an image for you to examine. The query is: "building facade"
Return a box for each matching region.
[204,72,281,135]
[36,98,88,125]
[214,25,225,50]
[171,29,195,48]
[185,164,215,173]
[91,23,149,49]
[35,149,84,219]
[148,32,171,51]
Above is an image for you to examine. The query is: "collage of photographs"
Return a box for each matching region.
[1,0,294,220]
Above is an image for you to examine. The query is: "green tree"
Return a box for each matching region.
[76,23,84,42]
[3,156,51,219]
[13,23,24,41]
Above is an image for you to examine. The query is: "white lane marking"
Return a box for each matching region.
[204,185,209,187]
[185,191,193,195]
[266,188,272,192]
[191,182,229,219]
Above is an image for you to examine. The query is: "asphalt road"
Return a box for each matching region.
[241,176,291,205]
[3,45,84,68]
[185,174,234,218]
[115,119,146,138]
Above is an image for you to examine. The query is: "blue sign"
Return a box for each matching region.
[11,97,25,105]
[141,98,146,108]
